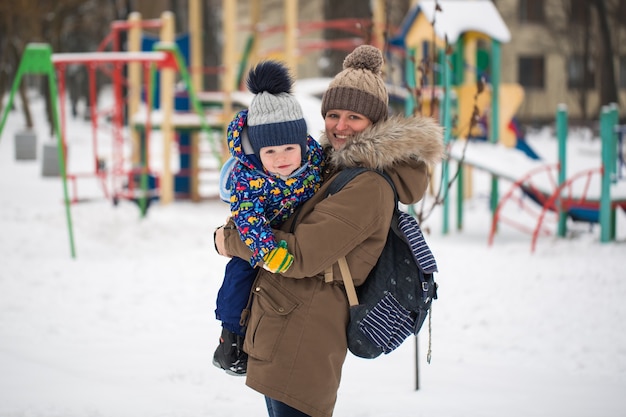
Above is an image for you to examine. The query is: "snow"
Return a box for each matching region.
[52,51,168,64]
[1,90,625,417]
[447,139,626,201]
[417,0,512,43]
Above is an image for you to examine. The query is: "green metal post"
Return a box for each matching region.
[556,104,568,237]
[405,48,416,117]
[489,40,501,214]
[609,104,618,240]
[137,65,153,218]
[599,106,615,243]
[441,48,452,235]
[235,35,256,90]
[453,39,463,231]
[609,104,619,183]
[154,42,221,166]
[405,47,418,218]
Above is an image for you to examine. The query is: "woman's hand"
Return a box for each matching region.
[213,225,229,257]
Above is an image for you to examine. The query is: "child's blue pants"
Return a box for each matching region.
[215,256,258,336]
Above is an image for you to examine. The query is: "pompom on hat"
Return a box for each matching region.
[246,61,307,160]
[321,45,389,124]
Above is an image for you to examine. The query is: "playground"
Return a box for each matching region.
[1,91,625,417]
[389,0,626,252]
[1,0,624,258]
[1,1,625,415]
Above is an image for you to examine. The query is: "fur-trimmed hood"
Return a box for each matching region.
[319,114,444,170]
[319,114,445,204]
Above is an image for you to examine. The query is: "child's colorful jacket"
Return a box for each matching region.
[225,109,324,266]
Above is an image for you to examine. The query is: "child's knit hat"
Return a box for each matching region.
[247,61,307,160]
[321,45,389,124]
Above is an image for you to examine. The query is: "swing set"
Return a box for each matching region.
[0,35,210,258]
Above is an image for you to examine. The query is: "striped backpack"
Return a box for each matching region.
[326,167,438,359]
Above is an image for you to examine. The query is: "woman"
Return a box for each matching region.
[215,45,444,417]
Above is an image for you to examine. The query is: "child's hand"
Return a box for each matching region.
[262,240,294,273]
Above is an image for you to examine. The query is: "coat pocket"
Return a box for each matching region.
[245,276,299,361]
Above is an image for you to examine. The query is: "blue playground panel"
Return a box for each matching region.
[141,33,194,197]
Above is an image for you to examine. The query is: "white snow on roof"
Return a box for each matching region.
[52,51,167,64]
[418,0,511,43]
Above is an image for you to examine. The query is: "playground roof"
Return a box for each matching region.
[391,0,511,46]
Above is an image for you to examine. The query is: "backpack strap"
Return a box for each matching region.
[338,257,359,306]
[326,167,397,203]
[323,167,396,305]
[326,167,368,196]
[289,167,369,235]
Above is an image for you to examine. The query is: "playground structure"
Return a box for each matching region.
[1,1,391,207]
[389,0,520,223]
[492,105,625,250]
[0,1,395,259]
[1,0,623,259]
[0,8,214,225]
[390,0,625,250]
[0,36,206,258]
[446,104,625,251]
[390,0,523,146]
[389,0,522,231]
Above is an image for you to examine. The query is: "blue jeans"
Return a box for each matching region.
[265,397,311,417]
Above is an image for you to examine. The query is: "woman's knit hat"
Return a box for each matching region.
[321,45,389,124]
[246,61,307,160]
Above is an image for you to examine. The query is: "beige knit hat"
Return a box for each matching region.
[321,45,389,124]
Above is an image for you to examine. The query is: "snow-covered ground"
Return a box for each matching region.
[1,91,625,417]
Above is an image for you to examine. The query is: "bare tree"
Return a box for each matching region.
[322,0,371,77]
[322,0,411,77]
[590,0,620,109]
[544,0,622,122]
[203,0,222,91]
[0,0,118,133]
[0,0,42,127]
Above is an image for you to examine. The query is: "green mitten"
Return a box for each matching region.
[262,240,294,273]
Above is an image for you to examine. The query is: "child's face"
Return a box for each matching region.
[324,109,372,151]
[259,144,302,177]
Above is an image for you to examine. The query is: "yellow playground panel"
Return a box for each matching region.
[398,0,520,146]
[455,83,524,147]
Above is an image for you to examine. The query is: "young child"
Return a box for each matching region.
[213,61,324,376]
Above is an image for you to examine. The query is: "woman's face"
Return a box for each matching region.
[324,109,372,151]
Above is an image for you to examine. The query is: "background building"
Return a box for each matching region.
[497,0,626,125]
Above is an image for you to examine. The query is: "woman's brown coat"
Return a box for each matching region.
[222,115,444,417]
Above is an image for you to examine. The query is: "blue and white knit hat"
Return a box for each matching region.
[246,61,308,160]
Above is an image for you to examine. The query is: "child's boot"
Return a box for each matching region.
[212,328,248,376]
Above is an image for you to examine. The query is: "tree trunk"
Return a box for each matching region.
[8,40,34,129]
[591,0,619,110]
[18,81,34,129]
[204,0,221,91]
[322,0,411,78]
[0,35,8,116]
[322,0,371,78]
[577,2,590,123]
